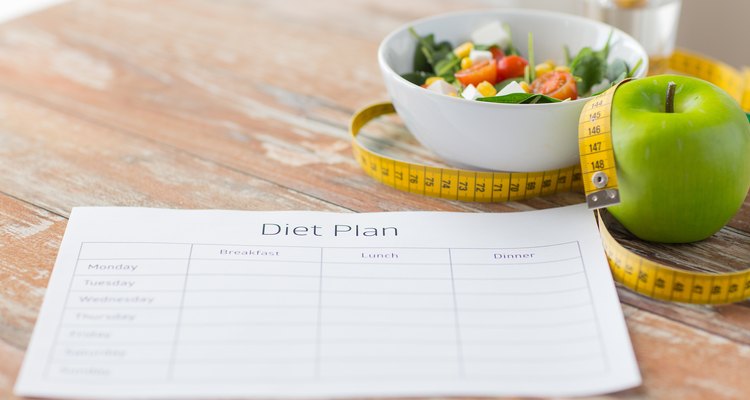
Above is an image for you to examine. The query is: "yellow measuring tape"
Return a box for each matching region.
[351,50,750,305]
[351,103,583,202]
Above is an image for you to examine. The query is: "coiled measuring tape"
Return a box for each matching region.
[351,49,750,305]
[350,102,583,202]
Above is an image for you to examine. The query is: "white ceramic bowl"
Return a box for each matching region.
[378,9,648,171]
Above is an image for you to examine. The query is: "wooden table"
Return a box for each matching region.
[1,1,748,399]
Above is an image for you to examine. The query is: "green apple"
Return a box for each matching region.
[608,74,750,243]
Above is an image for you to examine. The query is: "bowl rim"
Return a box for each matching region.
[377,8,649,109]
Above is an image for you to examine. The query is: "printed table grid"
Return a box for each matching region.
[46,241,608,382]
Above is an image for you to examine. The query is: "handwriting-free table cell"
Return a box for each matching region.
[66,292,184,308]
[180,307,319,325]
[456,288,592,310]
[47,362,170,381]
[62,309,180,326]
[464,357,607,378]
[319,325,458,342]
[175,343,317,361]
[185,274,320,291]
[449,243,580,265]
[58,326,176,344]
[173,362,315,381]
[322,247,449,264]
[321,308,456,325]
[191,245,319,262]
[460,320,600,343]
[182,291,319,307]
[321,277,453,294]
[71,275,185,292]
[321,264,451,279]
[79,243,191,260]
[451,259,583,279]
[321,292,456,309]
[320,361,459,379]
[177,325,318,343]
[53,344,173,362]
[76,259,189,275]
[188,259,318,276]
[453,273,588,295]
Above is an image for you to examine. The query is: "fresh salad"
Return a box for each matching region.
[401,21,642,104]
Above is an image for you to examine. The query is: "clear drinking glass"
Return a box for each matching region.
[584,0,682,74]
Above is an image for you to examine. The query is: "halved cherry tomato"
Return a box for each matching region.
[454,60,498,86]
[496,55,528,81]
[529,70,578,100]
[489,46,505,62]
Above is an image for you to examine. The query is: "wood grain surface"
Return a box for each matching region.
[0,1,748,399]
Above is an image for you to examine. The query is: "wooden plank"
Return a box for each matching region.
[0,196,65,350]
[0,89,348,216]
[0,195,63,398]
[0,337,25,399]
[621,304,750,399]
[617,288,750,346]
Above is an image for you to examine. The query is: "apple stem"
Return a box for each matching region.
[665,81,676,113]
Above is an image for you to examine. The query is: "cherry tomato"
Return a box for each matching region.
[454,60,498,87]
[496,55,528,81]
[489,46,505,62]
[529,71,578,100]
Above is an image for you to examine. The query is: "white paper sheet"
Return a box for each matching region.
[14,205,640,398]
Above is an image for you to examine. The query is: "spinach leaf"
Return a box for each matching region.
[408,28,454,73]
[412,45,431,73]
[427,41,453,69]
[409,28,433,72]
[569,31,613,96]
[478,93,561,104]
[400,71,431,86]
[570,47,607,96]
[434,53,461,78]
[606,58,629,83]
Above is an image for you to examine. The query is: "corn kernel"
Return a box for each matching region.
[544,59,557,68]
[424,76,444,86]
[460,57,473,70]
[535,62,553,76]
[555,65,571,73]
[453,42,474,59]
[519,81,531,93]
[476,81,497,97]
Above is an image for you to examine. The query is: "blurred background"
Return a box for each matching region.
[1,0,747,68]
[481,0,749,68]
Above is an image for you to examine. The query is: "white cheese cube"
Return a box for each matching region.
[426,80,458,96]
[461,84,481,100]
[498,81,526,96]
[470,21,511,47]
[469,50,493,64]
